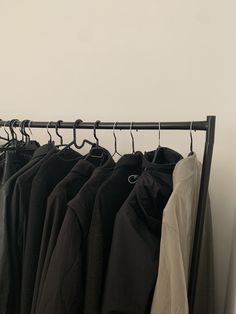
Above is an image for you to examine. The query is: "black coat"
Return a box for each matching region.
[31,159,96,314]
[35,157,115,314]
[101,148,183,314]
[84,152,143,314]
[20,148,83,314]
[0,143,56,314]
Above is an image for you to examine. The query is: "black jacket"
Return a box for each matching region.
[101,148,183,314]
[0,143,55,314]
[1,141,40,185]
[84,152,143,314]
[35,157,115,314]
[20,148,83,314]
[31,159,97,314]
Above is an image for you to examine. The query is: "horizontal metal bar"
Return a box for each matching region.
[0,120,210,131]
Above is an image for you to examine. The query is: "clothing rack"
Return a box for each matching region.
[0,115,216,313]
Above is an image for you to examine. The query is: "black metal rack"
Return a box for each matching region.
[0,115,216,313]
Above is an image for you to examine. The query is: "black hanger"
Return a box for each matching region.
[0,121,11,149]
[19,120,27,142]
[5,119,40,152]
[84,120,105,161]
[20,119,33,143]
[54,120,68,148]
[112,122,122,158]
[60,119,94,152]
[0,119,20,152]
[7,118,18,144]
[73,119,95,149]
[0,121,10,156]
[55,120,64,147]
[0,119,39,153]
[9,119,18,141]
[18,119,30,145]
[3,121,10,142]
[21,120,39,150]
[188,121,194,156]
[0,119,9,142]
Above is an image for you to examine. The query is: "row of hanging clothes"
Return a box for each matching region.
[0,119,214,314]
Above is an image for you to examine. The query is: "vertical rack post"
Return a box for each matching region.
[188,115,216,313]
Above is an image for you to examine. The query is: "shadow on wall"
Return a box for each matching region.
[224,208,236,314]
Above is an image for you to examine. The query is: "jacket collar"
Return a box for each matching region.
[172,152,199,187]
[113,151,143,170]
[32,143,57,159]
[143,147,183,174]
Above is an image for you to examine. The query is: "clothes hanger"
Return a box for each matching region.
[151,122,161,163]
[0,119,19,151]
[129,122,135,154]
[22,120,31,143]
[0,120,11,156]
[55,120,66,148]
[54,120,69,148]
[27,120,33,140]
[3,121,10,142]
[46,121,55,144]
[25,120,34,143]
[20,119,33,143]
[0,119,9,142]
[0,121,11,150]
[84,120,105,160]
[19,120,27,142]
[127,122,142,184]
[17,119,40,151]
[73,119,95,149]
[111,122,122,158]
[1,120,15,147]
[9,119,18,141]
[60,119,94,152]
[188,121,194,156]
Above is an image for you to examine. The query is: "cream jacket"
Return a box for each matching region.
[150,153,214,314]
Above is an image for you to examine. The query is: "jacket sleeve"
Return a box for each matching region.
[84,196,104,314]
[0,187,11,314]
[31,191,66,314]
[35,208,83,314]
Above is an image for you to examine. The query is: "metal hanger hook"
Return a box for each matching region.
[10,119,19,140]
[113,122,119,154]
[24,120,32,142]
[46,121,53,143]
[190,121,194,154]
[55,120,63,145]
[21,120,31,142]
[73,119,83,146]
[3,121,10,140]
[158,122,161,147]
[19,120,25,141]
[93,120,100,147]
[129,122,135,153]
[24,120,33,142]
[27,120,33,138]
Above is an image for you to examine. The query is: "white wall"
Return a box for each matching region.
[0,1,235,313]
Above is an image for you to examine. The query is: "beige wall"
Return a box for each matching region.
[0,1,236,313]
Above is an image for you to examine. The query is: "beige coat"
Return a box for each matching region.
[150,153,214,314]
